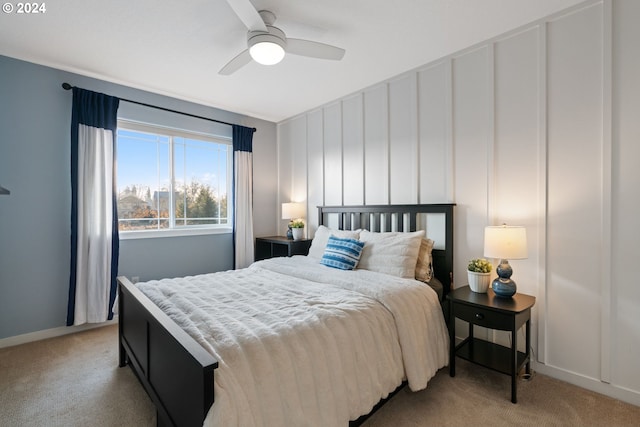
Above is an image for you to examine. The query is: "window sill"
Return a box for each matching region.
[119,227,232,240]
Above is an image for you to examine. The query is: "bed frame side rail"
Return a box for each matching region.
[118,276,218,427]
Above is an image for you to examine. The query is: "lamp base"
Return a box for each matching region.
[492,278,516,297]
[492,259,516,297]
[286,226,293,239]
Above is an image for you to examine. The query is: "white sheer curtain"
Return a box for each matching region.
[232,125,255,269]
[74,125,115,323]
[67,88,120,326]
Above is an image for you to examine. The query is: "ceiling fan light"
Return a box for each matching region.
[249,41,285,65]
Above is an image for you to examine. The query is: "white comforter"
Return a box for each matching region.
[137,256,449,427]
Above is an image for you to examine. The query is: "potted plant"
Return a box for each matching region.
[467,258,492,293]
[290,219,305,241]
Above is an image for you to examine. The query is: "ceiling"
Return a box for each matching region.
[0,0,584,123]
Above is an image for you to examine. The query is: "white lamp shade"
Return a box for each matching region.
[282,202,304,220]
[484,225,528,260]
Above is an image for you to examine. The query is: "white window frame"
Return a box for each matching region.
[117,119,233,240]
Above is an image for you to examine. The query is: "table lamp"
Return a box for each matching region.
[282,202,304,239]
[484,224,527,297]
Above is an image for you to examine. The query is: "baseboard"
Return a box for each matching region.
[453,335,640,408]
[0,318,118,349]
[532,361,640,408]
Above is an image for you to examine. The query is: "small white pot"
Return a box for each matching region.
[292,227,305,241]
[468,271,491,293]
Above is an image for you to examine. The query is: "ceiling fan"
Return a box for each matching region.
[220,0,346,75]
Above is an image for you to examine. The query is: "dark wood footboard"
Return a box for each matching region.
[118,276,218,427]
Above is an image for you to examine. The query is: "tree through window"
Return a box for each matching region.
[116,122,231,233]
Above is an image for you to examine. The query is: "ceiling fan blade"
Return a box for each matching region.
[225,0,267,32]
[219,49,252,75]
[286,39,345,61]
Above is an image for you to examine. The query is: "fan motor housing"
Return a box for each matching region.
[247,26,286,49]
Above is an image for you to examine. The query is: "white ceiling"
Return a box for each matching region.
[0,0,584,123]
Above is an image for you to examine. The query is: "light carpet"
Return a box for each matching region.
[1,325,639,426]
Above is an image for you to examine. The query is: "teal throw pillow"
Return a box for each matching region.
[320,235,365,270]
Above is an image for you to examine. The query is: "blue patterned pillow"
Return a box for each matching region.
[320,235,365,270]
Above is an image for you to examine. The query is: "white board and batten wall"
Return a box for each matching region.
[277,0,640,407]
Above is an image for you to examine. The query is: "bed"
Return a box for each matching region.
[117,203,455,427]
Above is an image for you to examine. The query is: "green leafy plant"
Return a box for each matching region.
[468,258,492,273]
[290,219,305,228]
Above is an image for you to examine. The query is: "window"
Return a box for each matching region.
[116,121,232,236]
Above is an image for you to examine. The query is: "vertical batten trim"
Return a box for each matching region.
[411,72,419,204]
[487,43,498,345]
[339,101,345,206]
[386,82,391,205]
[292,123,296,201]
[359,93,365,206]
[361,93,367,205]
[537,21,549,365]
[600,0,613,385]
[321,109,326,206]
[487,43,496,225]
[445,58,455,202]
[414,71,421,203]
[305,114,311,231]
[276,123,282,231]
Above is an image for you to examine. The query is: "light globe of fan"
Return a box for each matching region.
[248,30,286,65]
[249,41,285,65]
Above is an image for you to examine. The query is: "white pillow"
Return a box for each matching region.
[358,230,425,278]
[308,225,361,259]
[415,237,435,282]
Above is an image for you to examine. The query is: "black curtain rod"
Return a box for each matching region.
[61,83,256,132]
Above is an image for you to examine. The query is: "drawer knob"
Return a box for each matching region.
[475,313,484,320]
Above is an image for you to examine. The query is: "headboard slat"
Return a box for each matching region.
[409,213,417,231]
[395,213,403,231]
[372,213,380,231]
[353,213,361,230]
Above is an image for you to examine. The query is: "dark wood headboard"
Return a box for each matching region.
[318,204,455,297]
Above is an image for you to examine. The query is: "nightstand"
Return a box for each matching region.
[447,286,536,403]
[255,236,312,261]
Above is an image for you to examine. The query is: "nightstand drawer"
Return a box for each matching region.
[454,303,511,331]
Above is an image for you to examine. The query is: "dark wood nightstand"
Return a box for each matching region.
[255,236,312,261]
[447,286,536,403]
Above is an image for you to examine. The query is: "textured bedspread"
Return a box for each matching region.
[137,256,448,427]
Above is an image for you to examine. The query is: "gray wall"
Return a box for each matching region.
[117,234,234,282]
[0,55,278,339]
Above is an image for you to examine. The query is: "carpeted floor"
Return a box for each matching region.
[1,324,639,426]
[0,325,155,427]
